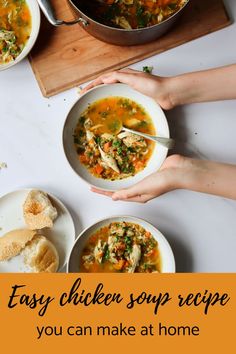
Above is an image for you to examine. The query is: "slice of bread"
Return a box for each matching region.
[23,190,58,230]
[23,235,59,273]
[0,229,37,261]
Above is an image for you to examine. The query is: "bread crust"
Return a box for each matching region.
[24,235,59,273]
[23,190,58,230]
[0,229,37,261]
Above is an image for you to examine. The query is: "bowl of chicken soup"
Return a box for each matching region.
[0,0,40,70]
[67,216,175,273]
[63,83,170,191]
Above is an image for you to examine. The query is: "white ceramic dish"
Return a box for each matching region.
[67,215,175,273]
[63,83,170,191]
[0,189,75,272]
[0,0,40,71]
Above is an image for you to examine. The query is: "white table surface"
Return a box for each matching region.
[0,0,236,273]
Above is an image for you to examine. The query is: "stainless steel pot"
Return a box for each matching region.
[37,0,190,46]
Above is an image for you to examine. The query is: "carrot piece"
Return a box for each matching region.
[146,249,155,257]
[94,164,104,175]
[134,161,144,170]
[158,0,173,6]
[113,259,126,271]
[79,154,89,163]
[103,142,111,152]
[21,10,30,22]
[145,1,155,9]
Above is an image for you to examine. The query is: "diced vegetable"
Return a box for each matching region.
[143,66,154,74]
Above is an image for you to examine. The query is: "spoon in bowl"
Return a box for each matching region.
[119,126,175,150]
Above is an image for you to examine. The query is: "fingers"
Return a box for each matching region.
[81,69,143,94]
[113,194,155,203]
[80,76,109,94]
[119,68,141,74]
[112,184,147,201]
[90,186,154,203]
[90,187,113,197]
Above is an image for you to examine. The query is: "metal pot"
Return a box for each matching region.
[37,0,190,46]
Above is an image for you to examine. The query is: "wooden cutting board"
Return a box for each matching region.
[29,0,231,97]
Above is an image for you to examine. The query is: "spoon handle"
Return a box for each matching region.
[122,127,175,149]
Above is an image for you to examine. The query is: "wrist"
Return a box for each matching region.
[161,155,189,191]
[160,76,185,109]
[166,76,188,108]
[175,157,209,192]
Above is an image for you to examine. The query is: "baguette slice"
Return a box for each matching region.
[0,229,37,261]
[23,235,59,273]
[23,190,58,230]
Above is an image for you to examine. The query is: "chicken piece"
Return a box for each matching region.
[109,222,126,237]
[128,244,141,273]
[108,235,118,264]
[125,118,140,128]
[86,130,95,143]
[90,124,104,131]
[101,133,114,141]
[82,254,94,270]
[126,228,135,237]
[117,132,147,148]
[157,11,164,23]
[99,146,120,173]
[115,16,132,29]
[0,29,15,43]
[94,240,107,264]
[84,118,93,129]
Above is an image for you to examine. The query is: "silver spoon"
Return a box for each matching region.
[121,126,175,149]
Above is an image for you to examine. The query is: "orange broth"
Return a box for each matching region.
[74,97,156,180]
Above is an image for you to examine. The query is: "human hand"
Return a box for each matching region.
[91,155,185,203]
[82,65,236,108]
[91,154,236,202]
[81,68,176,110]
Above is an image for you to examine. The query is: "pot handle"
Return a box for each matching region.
[37,0,89,26]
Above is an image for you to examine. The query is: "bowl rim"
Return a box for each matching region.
[0,0,41,71]
[62,83,169,192]
[67,214,176,273]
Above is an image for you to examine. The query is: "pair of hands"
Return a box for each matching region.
[80,66,236,202]
[81,68,183,203]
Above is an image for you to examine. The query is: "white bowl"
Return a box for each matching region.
[0,0,40,71]
[63,83,169,191]
[67,215,176,273]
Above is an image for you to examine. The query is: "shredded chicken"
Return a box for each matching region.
[128,244,141,273]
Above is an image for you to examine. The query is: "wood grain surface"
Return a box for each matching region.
[29,0,231,97]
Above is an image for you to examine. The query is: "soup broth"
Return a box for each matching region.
[0,0,31,64]
[73,96,155,180]
[78,0,187,30]
[80,222,161,273]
